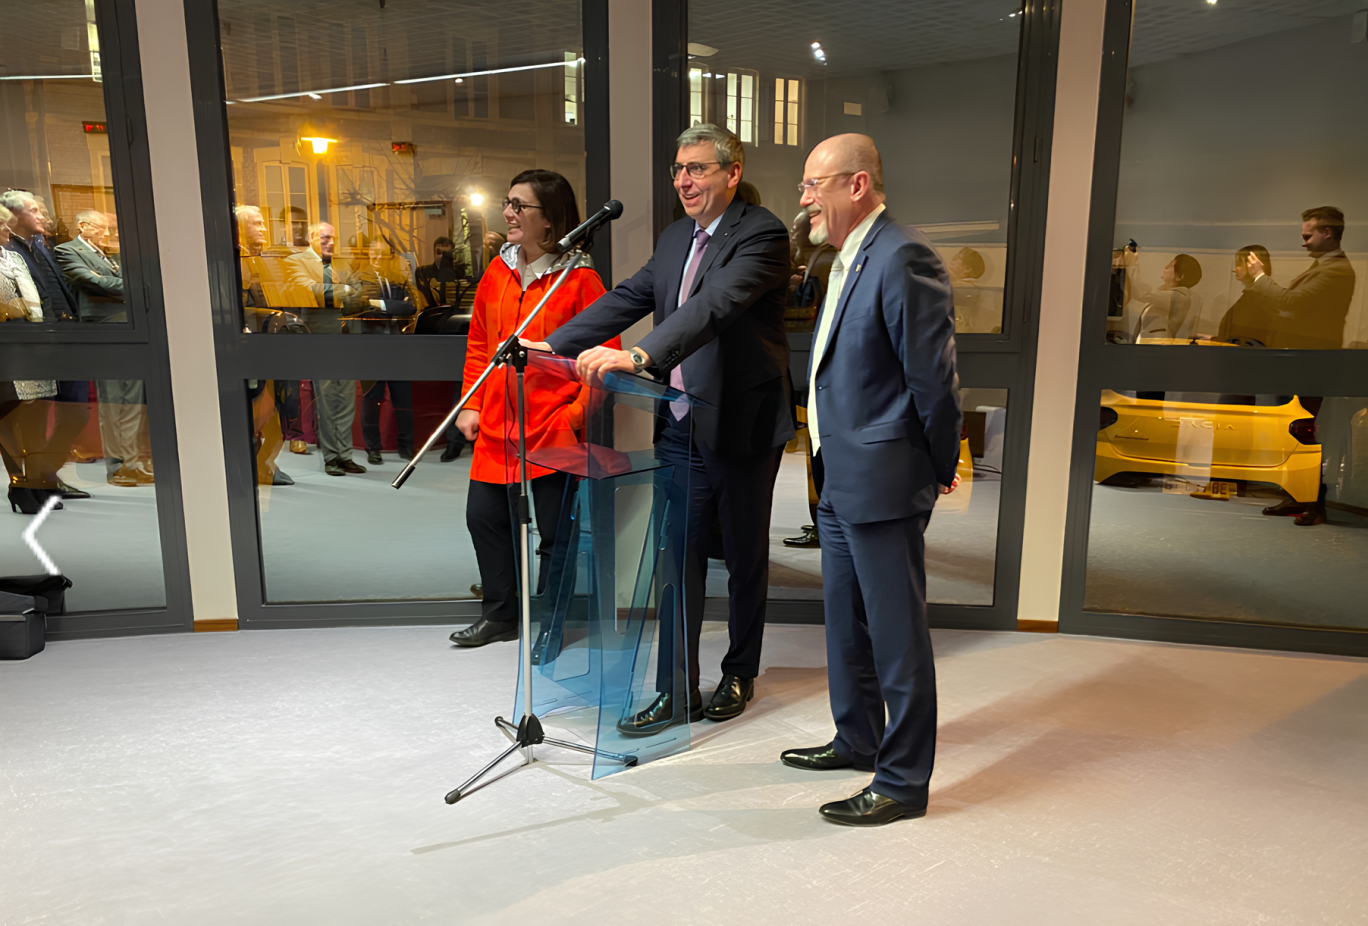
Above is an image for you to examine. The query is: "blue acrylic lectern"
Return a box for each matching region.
[506,351,704,779]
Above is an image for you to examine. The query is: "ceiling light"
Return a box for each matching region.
[455,78,464,83]
[687,43,718,57]
[469,192,484,207]
[307,92,321,100]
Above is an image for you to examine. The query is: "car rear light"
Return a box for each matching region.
[1289,418,1318,444]
[1099,406,1118,431]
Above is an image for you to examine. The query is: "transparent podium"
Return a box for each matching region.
[505,351,703,780]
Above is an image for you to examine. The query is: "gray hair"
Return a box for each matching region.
[0,190,36,214]
[234,204,263,219]
[74,209,105,226]
[306,222,333,239]
[676,123,745,171]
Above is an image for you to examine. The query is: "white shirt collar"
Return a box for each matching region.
[78,235,104,256]
[694,212,725,240]
[835,203,886,270]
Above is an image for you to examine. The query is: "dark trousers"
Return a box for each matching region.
[817,460,939,807]
[654,417,783,694]
[466,472,569,626]
[273,380,304,442]
[361,380,414,454]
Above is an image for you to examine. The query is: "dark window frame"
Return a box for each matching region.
[0,0,194,638]
[1058,0,1368,657]
[187,0,613,628]
[661,0,1062,630]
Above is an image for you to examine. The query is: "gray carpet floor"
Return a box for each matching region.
[2,624,1364,924]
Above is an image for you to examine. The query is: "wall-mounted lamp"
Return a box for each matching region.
[300,136,337,154]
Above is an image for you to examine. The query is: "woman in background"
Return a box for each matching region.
[1135,253,1203,340]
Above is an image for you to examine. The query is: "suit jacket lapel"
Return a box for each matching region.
[684,197,745,301]
[814,211,892,376]
[660,222,691,317]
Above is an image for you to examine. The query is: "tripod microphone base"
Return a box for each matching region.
[444,713,638,804]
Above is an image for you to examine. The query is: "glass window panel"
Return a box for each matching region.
[251,377,485,603]
[1,378,166,611]
[1087,390,1368,628]
[218,0,586,334]
[689,0,1018,335]
[0,0,133,328]
[750,388,1006,606]
[1107,4,1365,349]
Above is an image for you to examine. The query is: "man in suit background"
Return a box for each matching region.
[355,239,416,464]
[53,210,152,487]
[1245,206,1358,526]
[778,135,961,827]
[1,190,91,501]
[54,210,125,323]
[284,223,365,477]
[1242,205,1355,351]
[534,123,793,733]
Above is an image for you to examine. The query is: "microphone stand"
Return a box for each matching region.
[391,247,636,804]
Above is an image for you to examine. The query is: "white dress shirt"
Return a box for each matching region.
[808,203,886,453]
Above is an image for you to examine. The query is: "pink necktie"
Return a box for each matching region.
[670,229,710,419]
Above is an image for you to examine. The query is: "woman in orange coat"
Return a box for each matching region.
[450,169,619,648]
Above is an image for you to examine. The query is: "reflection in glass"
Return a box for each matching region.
[1107,5,1365,349]
[253,378,480,603]
[689,0,1020,334]
[217,0,586,333]
[1,379,164,611]
[0,1,127,327]
[765,388,1006,606]
[1088,391,1368,628]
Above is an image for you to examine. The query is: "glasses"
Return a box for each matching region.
[797,172,854,196]
[669,161,721,180]
[502,198,545,215]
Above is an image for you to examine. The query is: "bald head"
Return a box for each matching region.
[809,134,884,195]
[799,134,886,250]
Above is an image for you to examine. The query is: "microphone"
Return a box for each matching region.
[557,199,623,252]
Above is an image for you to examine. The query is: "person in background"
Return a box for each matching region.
[356,239,416,465]
[54,210,125,323]
[779,134,961,827]
[284,223,365,477]
[948,246,990,333]
[1133,253,1202,341]
[1217,245,1276,346]
[1,190,91,501]
[1241,206,1355,350]
[237,205,308,457]
[448,169,615,649]
[414,236,467,309]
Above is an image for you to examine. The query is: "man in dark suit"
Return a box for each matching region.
[778,135,961,827]
[1241,205,1356,351]
[1,190,91,500]
[53,210,126,323]
[533,123,793,733]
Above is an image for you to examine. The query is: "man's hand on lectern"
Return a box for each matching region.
[519,339,551,352]
[576,346,644,383]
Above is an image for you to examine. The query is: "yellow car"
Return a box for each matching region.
[1095,390,1321,503]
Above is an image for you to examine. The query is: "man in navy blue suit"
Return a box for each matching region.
[532,124,793,734]
[778,135,962,826]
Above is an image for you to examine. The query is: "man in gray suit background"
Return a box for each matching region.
[53,211,152,487]
[778,135,961,827]
[284,223,365,476]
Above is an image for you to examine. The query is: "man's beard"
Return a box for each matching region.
[808,212,828,246]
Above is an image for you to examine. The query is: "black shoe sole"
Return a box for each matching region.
[781,755,854,771]
[450,628,518,647]
[820,806,927,827]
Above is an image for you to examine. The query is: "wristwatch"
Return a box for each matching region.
[629,348,649,373]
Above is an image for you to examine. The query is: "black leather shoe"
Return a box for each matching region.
[366,450,384,465]
[616,691,703,737]
[704,674,754,721]
[819,787,926,827]
[271,469,294,486]
[782,525,819,548]
[339,459,368,474]
[449,618,518,647]
[780,743,874,772]
[325,462,346,476]
[56,482,91,500]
